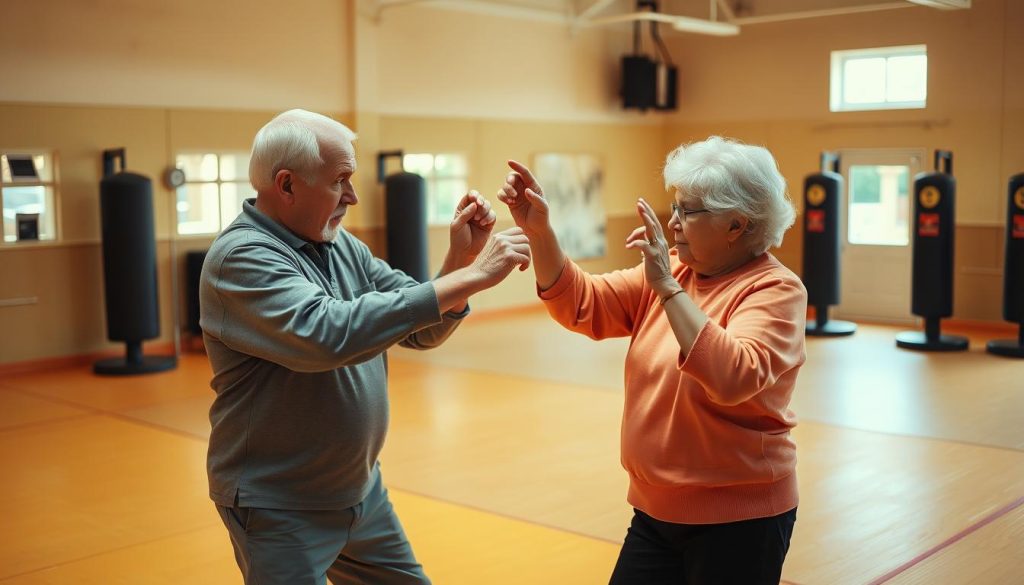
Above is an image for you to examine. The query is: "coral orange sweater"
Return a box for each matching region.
[539,252,807,524]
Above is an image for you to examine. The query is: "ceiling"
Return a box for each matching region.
[370,0,971,32]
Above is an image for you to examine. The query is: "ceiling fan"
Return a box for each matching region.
[577,0,971,36]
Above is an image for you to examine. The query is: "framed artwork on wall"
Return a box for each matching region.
[532,153,606,260]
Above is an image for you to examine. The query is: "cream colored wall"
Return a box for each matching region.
[2,0,1019,364]
[363,3,642,123]
[661,0,1021,320]
[367,115,667,311]
[347,0,672,311]
[0,0,351,112]
[0,105,291,363]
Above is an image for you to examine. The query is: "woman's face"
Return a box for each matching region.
[668,190,743,275]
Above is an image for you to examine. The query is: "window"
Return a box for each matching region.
[175,152,254,235]
[1,152,58,243]
[830,45,927,112]
[847,164,910,246]
[401,153,469,225]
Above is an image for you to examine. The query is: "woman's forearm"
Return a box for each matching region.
[530,227,567,291]
[661,289,709,354]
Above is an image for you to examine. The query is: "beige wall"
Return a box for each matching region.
[662,0,1021,320]
[0,105,289,364]
[363,3,641,123]
[0,103,661,362]
[0,0,351,112]
[1,0,1020,364]
[370,114,667,310]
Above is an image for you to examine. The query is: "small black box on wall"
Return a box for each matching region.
[16,213,39,241]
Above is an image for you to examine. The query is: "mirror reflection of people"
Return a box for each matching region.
[201,109,531,585]
[498,136,805,585]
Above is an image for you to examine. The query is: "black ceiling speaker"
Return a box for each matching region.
[621,1,677,112]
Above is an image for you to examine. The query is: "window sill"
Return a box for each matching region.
[0,239,73,251]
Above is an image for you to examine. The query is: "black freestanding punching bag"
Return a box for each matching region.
[803,152,856,337]
[94,149,177,375]
[379,151,429,283]
[896,150,968,351]
[986,173,1024,357]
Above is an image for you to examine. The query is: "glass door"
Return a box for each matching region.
[835,149,923,323]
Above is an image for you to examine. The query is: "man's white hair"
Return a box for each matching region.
[663,136,795,254]
[249,109,357,193]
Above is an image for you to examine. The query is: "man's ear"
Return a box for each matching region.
[274,169,294,203]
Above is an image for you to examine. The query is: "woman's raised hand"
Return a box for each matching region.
[497,160,551,237]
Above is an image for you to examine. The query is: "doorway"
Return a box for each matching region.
[834,148,924,323]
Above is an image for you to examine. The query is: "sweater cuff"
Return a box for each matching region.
[443,303,471,320]
[537,259,574,300]
[678,319,716,373]
[401,281,444,328]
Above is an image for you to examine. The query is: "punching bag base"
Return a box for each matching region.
[94,355,177,376]
[806,319,856,337]
[895,331,968,352]
[94,341,177,376]
[986,340,1024,358]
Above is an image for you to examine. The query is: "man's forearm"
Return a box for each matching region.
[439,249,473,278]
[432,266,485,314]
[436,251,475,313]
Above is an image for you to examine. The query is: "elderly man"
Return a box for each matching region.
[201,109,530,585]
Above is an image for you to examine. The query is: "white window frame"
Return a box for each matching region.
[830,45,927,112]
[402,153,470,226]
[174,151,253,236]
[1,150,59,244]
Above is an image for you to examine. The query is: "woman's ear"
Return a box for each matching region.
[727,214,750,242]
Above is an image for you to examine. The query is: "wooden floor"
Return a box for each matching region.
[1,308,1022,584]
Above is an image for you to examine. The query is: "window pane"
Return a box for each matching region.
[433,154,467,178]
[886,55,927,102]
[429,178,467,224]
[219,182,255,230]
[2,185,54,242]
[32,155,53,182]
[1,154,54,183]
[220,153,251,182]
[848,165,909,246]
[176,154,219,182]
[832,46,926,111]
[843,57,886,104]
[850,167,881,203]
[176,183,220,235]
[403,154,434,177]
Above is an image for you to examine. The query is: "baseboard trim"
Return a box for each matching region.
[0,342,176,376]
[806,308,1018,335]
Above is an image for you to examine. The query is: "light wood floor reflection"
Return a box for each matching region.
[1,308,1022,584]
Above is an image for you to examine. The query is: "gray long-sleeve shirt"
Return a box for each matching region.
[201,200,467,510]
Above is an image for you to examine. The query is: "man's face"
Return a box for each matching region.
[290,137,358,243]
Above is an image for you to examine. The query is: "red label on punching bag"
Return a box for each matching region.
[807,209,825,233]
[918,213,940,237]
[1013,214,1024,239]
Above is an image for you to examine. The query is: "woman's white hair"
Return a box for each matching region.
[663,136,795,255]
[249,109,357,193]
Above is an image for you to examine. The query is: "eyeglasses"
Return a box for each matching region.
[670,203,711,220]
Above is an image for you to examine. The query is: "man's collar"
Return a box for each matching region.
[241,198,309,250]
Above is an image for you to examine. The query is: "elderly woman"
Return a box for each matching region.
[497,136,806,584]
